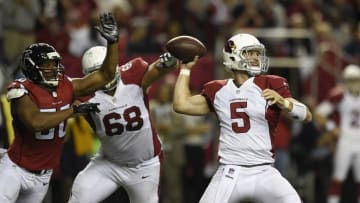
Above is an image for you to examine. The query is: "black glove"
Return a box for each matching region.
[73,103,100,114]
[95,12,119,44]
[156,52,178,69]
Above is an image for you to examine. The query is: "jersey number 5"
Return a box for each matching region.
[230,102,250,133]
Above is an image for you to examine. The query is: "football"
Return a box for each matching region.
[166,35,207,63]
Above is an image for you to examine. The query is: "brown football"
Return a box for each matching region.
[166,35,207,63]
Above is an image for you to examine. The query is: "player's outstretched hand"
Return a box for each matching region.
[95,12,119,44]
[156,52,178,69]
[73,102,100,114]
[181,55,199,70]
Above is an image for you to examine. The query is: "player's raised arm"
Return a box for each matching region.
[73,13,119,97]
[141,52,178,90]
[173,56,210,116]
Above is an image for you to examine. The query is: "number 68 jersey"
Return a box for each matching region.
[85,58,162,167]
[202,75,291,166]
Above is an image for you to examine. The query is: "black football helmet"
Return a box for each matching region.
[21,43,64,86]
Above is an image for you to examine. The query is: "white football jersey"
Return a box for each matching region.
[317,87,360,141]
[202,75,291,166]
[86,58,162,167]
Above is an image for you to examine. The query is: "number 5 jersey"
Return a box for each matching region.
[201,75,291,166]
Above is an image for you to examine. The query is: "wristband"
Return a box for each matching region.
[289,102,307,121]
[180,69,190,76]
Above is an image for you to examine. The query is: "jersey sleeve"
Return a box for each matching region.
[6,79,28,101]
[201,80,227,112]
[254,75,292,98]
[120,57,149,86]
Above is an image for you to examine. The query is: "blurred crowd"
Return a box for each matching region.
[0,0,359,203]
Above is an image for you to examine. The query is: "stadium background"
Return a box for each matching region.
[0,0,359,203]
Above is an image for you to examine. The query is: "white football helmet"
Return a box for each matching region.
[223,33,269,76]
[82,46,119,92]
[343,64,360,80]
[343,64,360,95]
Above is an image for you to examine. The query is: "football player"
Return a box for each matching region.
[315,64,360,203]
[173,33,312,203]
[67,46,178,203]
[0,13,119,203]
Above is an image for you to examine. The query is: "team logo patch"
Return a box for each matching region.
[224,40,236,53]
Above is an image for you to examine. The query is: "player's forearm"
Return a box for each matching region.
[142,61,178,90]
[173,70,192,112]
[95,12,119,82]
[101,43,118,83]
[24,109,74,131]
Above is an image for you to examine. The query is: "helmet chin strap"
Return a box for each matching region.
[247,65,262,76]
[103,71,120,92]
[42,80,59,87]
[238,59,261,76]
[38,72,59,87]
[103,80,117,92]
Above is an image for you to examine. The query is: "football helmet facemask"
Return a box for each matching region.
[82,46,119,92]
[21,43,64,87]
[223,33,269,76]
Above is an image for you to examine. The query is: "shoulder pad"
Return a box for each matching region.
[204,79,227,90]
[202,79,227,100]
[7,79,28,101]
[7,88,28,101]
[269,75,288,89]
[132,57,148,66]
[255,75,289,89]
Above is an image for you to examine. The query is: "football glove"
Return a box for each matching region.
[156,52,178,69]
[95,12,119,44]
[73,102,100,114]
